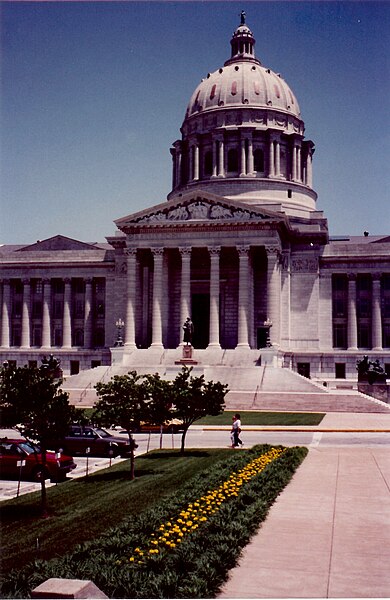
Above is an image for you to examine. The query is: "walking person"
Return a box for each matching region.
[230,415,236,447]
[232,413,243,447]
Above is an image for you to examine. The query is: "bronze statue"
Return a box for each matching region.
[183,317,194,345]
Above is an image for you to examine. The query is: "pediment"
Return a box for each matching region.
[115,192,284,230]
[18,235,100,252]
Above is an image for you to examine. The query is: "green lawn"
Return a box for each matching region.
[197,410,325,426]
[1,445,308,599]
[1,448,233,574]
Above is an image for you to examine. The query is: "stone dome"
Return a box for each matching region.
[169,14,317,218]
[185,21,300,121]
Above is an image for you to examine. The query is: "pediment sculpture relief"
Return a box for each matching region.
[135,200,266,224]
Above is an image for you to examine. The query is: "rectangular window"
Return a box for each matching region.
[333,323,347,349]
[70,361,80,376]
[11,326,21,346]
[54,328,63,347]
[297,362,310,378]
[358,324,371,349]
[32,326,42,347]
[91,360,101,369]
[385,363,390,379]
[383,324,390,349]
[335,363,346,379]
[333,298,347,317]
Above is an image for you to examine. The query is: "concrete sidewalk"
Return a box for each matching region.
[218,446,390,598]
[200,412,390,432]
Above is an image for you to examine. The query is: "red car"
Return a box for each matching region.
[0,438,77,483]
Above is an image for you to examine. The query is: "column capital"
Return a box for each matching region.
[372,272,382,282]
[179,246,192,257]
[84,277,93,285]
[124,248,137,258]
[151,247,164,257]
[347,272,357,281]
[265,245,281,259]
[237,245,250,257]
[22,278,31,286]
[208,246,221,257]
[63,277,71,285]
[1,278,11,286]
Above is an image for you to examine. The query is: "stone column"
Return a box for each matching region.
[275,140,281,177]
[266,246,281,346]
[208,246,221,348]
[1,279,11,348]
[193,144,199,181]
[269,139,275,177]
[292,144,297,181]
[21,279,31,348]
[247,135,254,175]
[41,278,52,347]
[297,145,302,182]
[84,278,93,349]
[212,139,218,178]
[237,245,251,348]
[124,249,137,348]
[306,152,313,187]
[347,274,358,350]
[372,274,383,350]
[179,247,192,345]
[240,138,246,177]
[218,139,225,177]
[62,278,72,348]
[151,248,164,347]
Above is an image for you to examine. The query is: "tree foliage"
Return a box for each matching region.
[0,363,77,515]
[171,367,228,453]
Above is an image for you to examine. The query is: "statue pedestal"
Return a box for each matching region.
[175,344,198,365]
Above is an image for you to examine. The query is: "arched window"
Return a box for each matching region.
[254,149,264,172]
[227,148,239,172]
[204,151,213,176]
[73,329,84,347]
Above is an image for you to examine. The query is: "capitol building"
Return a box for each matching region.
[1,16,389,395]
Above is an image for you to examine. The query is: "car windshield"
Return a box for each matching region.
[18,441,39,455]
[94,428,110,437]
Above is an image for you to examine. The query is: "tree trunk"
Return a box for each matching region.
[127,431,135,480]
[180,427,189,455]
[40,447,48,517]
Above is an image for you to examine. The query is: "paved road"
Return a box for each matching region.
[1,429,389,501]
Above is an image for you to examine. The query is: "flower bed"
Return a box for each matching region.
[1,444,307,599]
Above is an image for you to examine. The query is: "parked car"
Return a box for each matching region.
[0,438,76,482]
[61,426,135,457]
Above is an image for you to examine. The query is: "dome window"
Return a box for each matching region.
[204,151,213,176]
[254,81,260,95]
[227,148,239,172]
[210,84,217,100]
[254,149,264,173]
[231,81,237,96]
[274,85,280,98]
[289,91,295,105]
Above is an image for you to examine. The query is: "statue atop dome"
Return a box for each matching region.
[240,10,246,25]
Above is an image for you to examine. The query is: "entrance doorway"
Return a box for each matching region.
[257,327,268,349]
[191,294,210,348]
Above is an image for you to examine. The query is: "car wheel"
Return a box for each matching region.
[31,466,49,482]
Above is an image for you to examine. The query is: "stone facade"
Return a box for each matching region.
[1,18,389,382]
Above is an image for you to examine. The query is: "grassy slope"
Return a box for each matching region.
[198,410,325,426]
[1,449,232,574]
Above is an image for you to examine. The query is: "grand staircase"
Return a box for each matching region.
[62,350,390,414]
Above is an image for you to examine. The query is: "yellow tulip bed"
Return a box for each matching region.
[122,446,285,565]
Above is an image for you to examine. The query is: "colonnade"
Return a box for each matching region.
[124,244,281,350]
[0,278,98,349]
[347,273,384,351]
[171,132,314,189]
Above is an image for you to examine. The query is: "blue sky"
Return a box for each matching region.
[1,1,389,244]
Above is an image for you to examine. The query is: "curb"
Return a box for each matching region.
[200,426,390,433]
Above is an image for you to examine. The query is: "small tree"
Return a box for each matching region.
[0,363,77,516]
[171,367,228,454]
[94,371,147,479]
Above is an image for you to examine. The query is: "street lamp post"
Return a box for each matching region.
[114,318,125,347]
[264,318,273,347]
